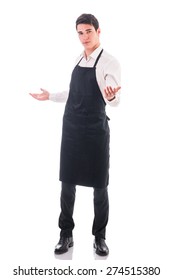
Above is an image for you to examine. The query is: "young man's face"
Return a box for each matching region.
[76,24,100,53]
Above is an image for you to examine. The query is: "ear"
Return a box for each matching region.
[97,28,101,35]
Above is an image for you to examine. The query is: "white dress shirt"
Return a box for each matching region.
[49,46,121,107]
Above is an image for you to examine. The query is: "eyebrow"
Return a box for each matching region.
[77,28,93,34]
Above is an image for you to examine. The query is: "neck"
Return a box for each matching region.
[84,43,100,59]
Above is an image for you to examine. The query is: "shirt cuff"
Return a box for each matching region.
[107,91,120,107]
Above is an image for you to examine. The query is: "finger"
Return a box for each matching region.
[40,88,47,93]
[30,93,40,99]
[114,86,121,93]
[29,93,36,97]
[107,86,121,95]
[105,87,112,95]
[104,88,110,96]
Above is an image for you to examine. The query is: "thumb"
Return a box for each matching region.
[40,88,47,93]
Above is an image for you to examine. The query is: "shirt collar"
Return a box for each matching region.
[81,45,103,61]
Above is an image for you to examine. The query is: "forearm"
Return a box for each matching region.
[49,90,69,103]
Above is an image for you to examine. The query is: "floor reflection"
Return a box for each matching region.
[54,247,74,260]
[53,244,109,260]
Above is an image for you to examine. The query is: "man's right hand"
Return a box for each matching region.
[29,88,50,101]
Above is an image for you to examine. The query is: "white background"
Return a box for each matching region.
[0,0,173,279]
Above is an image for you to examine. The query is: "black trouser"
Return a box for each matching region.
[58,182,109,239]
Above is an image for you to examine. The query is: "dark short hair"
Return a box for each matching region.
[76,14,99,30]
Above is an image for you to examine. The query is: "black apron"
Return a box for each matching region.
[59,49,110,188]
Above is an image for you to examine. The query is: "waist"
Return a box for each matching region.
[65,106,106,117]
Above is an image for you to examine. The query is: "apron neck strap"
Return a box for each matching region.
[77,56,84,65]
[76,49,104,67]
[93,49,103,67]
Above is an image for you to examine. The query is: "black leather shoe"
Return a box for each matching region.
[54,237,73,254]
[94,237,109,256]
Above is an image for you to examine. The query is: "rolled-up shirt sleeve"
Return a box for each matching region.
[49,90,69,103]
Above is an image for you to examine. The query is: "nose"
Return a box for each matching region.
[83,33,89,40]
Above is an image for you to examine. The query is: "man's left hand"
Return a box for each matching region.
[104,86,121,101]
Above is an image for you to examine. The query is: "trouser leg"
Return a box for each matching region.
[58,182,76,237]
[92,187,109,239]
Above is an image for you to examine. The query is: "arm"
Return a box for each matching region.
[49,90,69,103]
[29,88,69,103]
[104,58,121,106]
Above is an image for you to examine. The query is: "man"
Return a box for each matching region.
[30,13,121,256]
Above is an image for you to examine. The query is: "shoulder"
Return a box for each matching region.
[99,50,120,73]
[101,50,120,66]
[75,53,83,64]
